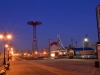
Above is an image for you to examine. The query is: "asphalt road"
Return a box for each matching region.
[6,56,100,75]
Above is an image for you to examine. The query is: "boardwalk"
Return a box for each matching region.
[6,57,100,75]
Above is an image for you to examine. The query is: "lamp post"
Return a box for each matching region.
[5,44,11,61]
[10,47,13,59]
[83,38,88,56]
[0,32,12,65]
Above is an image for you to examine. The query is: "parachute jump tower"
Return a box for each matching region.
[27,20,42,51]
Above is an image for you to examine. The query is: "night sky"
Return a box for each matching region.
[0,0,100,51]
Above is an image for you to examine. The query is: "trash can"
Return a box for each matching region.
[69,56,73,59]
[95,61,99,68]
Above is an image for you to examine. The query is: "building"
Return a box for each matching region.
[69,48,96,58]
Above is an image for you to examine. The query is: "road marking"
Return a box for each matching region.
[31,62,76,75]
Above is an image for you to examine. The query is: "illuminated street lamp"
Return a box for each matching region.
[5,44,12,61]
[5,44,9,48]
[10,47,13,55]
[0,32,12,65]
[83,37,88,57]
[84,38,88,42]
[84,34,88,48]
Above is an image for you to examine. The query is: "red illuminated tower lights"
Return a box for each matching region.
[27,20,42,51]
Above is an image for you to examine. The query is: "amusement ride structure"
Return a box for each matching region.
[49,35,67,58]
[27,20,42,51]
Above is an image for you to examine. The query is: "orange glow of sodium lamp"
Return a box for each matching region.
[0,34,12,39]
[11,51,13,55]
[43,51,46,54]
[5,44,9,47]
[35,51,37,54]
[11,48,14,55]
[11,47,13,51]
[7,35,12,39]
[0,35,3,38]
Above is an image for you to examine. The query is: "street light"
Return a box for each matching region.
[5,44,9,48]
[0,32,12,65]
[10,47,13,55]
[5,44,12,61]
[83,38,88,57]
[84,38,88,42]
